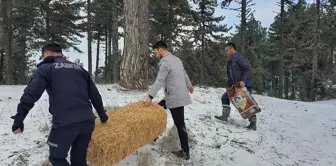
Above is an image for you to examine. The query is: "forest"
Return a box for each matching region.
[0,0,335,101]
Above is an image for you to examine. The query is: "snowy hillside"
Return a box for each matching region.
[0,85,336,166]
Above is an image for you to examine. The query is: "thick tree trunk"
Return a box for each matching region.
[112,0,119,83]
[310,0,320,101]
[119,0,149,89]
[2,0,13,85]
[87,0,92,76]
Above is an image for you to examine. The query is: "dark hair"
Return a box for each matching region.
[225,42,236,50]
[42,43,63,54]
[152,41,168,50]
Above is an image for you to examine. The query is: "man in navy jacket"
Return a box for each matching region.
[10,43,108,165]
[214,42,257,130]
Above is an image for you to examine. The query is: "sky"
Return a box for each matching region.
[37,0,313,74]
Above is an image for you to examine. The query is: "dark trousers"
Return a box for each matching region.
[47,119,95,166]
[221,87,256,121]
[158,100,189,154]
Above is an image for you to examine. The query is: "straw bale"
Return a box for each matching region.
[87,101,167,166]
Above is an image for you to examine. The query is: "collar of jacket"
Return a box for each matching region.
[228,52,239,61]
[37,56,64,67]
[161,52,171,60]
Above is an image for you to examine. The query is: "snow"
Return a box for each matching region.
[1,85,336,166]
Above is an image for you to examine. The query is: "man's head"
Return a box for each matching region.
[224,42,237,57]
[152,41,169,58]
[41,43,63,60]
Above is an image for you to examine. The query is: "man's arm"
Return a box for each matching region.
[14,68,48,121]
[148,60,170,99]
[87,75,108,122]
[237,55,252,84]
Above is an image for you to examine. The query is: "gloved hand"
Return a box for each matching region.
[11,115,24,134]
[100,112,109,123]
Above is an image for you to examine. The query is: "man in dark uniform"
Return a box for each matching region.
[214,42,257,130]
[10,43,109,166]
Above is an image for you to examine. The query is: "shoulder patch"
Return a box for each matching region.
[53,62,82,70]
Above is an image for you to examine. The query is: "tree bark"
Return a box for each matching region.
[0,50,4,84]
[95,28,101,80]
[104,29,108,82]
[240,0,246,54]
[2,0,13,85]
[87,0,93,76]
[119,0,149,89]
[310,0,320,101]
[278,0,285,98]
[200,0,205,85]
[112,0,119,83]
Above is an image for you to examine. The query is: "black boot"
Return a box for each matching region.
[246,116,257,130]
[172,150,190,160]
[215,107,230,121]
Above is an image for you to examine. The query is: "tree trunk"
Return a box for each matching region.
[108,23,112,83]
[0,50,4,84]
[278,0,285,98]
[310,0,320,101]
[2,0,13,85]
[240,0,246,54]
[120,0,149,89]
[200,1,205,85]
[95,28,101,80]
[42,0,52,41]
[284,71,289,99]
[112,0,119,83]
[87,0,92,76]
[291,65,295,100]
[104,29,108,81]
[168,0,173,50]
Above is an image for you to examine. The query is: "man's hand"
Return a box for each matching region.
[11,116,24,134]
[100,114,109,123]
[239,81,245,87]
[188,87,194,94]
[145,97,152,106]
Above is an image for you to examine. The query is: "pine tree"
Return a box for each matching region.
[191,0,230,85]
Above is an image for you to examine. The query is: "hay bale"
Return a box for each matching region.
[87,101,167,166]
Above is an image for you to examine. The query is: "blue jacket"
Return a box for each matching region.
[227,53,253,88]
[13,56,106,127]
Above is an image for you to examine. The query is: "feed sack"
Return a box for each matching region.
[87,101,167,166]
[227,84,261,119]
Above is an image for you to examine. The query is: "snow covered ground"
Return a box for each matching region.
[0,84,336,166]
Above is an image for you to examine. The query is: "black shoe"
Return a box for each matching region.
[152,137,159,144]
[172,150,190,160]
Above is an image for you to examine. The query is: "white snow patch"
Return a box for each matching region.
[0,85,336,166]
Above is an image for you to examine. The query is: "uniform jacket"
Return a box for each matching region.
[227,53,253,88]
[14,56,106,128]
[149,52,192,109]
